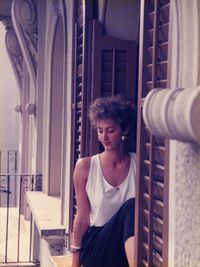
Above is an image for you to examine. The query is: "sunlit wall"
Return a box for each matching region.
[0,23,20,150]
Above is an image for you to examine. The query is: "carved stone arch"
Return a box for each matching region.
[5,28,23,91]
[45,0,67,91]
[12,0,38,89]
[170,0,200,87]
[43,0,67,195]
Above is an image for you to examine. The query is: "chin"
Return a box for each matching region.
[104,143,123,152]
[104,145,117,151]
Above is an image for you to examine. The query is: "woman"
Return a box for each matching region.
[71,96,136,267]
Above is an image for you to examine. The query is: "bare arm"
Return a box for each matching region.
[71,158,91,267]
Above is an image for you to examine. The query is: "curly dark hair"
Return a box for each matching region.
[88,95,135,131]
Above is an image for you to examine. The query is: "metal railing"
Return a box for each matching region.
[0,174,42,264]
[0,150,18,207]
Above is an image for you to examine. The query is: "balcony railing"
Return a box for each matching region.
[0,174,42,264]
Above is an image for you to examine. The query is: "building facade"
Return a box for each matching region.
[0,0,200,266]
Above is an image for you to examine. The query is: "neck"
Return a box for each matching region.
[102,147,128,164]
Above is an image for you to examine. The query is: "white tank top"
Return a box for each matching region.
[86,153,136,226]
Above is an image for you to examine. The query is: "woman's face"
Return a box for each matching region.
[96,119,126,151]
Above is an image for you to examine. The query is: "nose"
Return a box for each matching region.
[102,131,108,141]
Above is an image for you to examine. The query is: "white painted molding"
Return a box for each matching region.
[143,86,200,143]
[167,1,200,266]
[14,104,22,113]
[25,102,36,115]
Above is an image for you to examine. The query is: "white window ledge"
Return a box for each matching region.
[26,192,65,239]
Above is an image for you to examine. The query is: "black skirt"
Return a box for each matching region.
[80,198,135,267]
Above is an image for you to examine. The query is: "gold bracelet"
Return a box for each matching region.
[70,245,82,253]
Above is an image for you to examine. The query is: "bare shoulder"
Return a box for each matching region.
[76,156,91,169]
[73,157,91,184]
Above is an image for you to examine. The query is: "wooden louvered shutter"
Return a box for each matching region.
[135,0,170,266]
[69,0,94,235]
[90,20,138,154]
[91,20,137,100]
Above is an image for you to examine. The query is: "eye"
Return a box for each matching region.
[97,128,103,134]
[107,127,116,133]
[107,129,115,133]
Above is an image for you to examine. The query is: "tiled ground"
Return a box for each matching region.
[50,255,72,267]
[0,207,31,263]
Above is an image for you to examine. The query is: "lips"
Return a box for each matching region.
[103,142,111,146]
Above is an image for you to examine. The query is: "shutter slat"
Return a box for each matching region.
[77,65,83,76]
[143,242,149,251]
[154,180,164,201]
[77,14,83,26]
[144,175,150,192]
[77,43,83,54]
[160,0,170,8]
[153,234,163,254]
[160,6,170,14]
[77,33,83,44]
[153,199,164,218]
[153,251,163,266]
[143,225,149,235]
[146,79,168,90]
[158,23,169,43]
[144,208,149,219]
[159,42,168,61]
[77,5,83,16]
[157,61,167,80]
[153,216,163,236]
[77,25,83,36]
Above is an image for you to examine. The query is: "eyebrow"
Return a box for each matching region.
[97,126,116,130]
